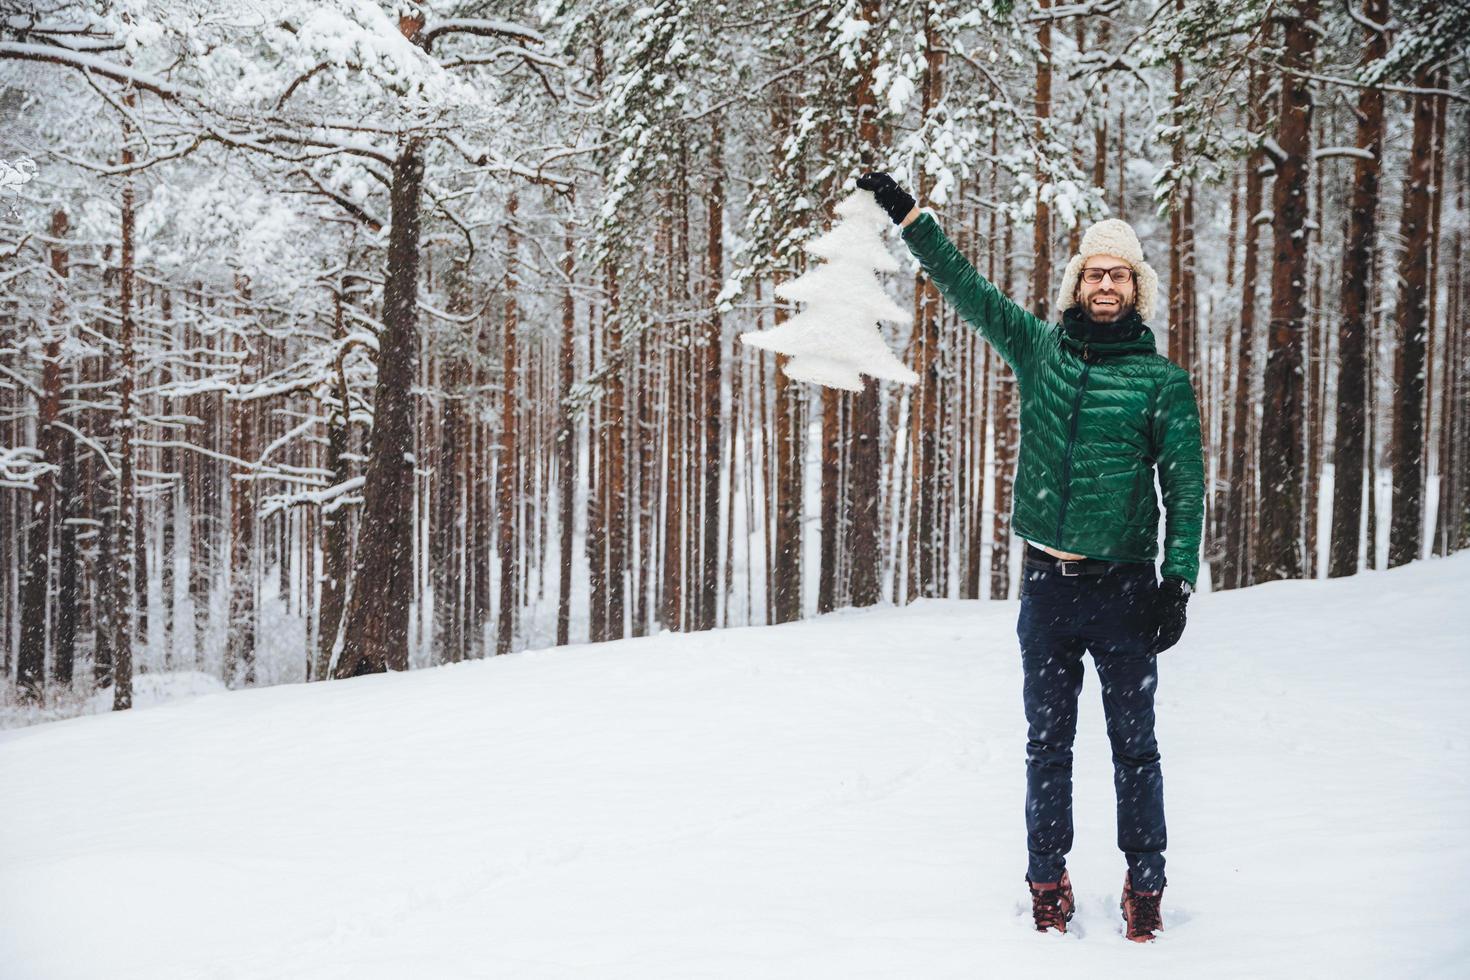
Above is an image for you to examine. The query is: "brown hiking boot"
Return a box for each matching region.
[1120,872,1165,942]
[1027,870,1075,933]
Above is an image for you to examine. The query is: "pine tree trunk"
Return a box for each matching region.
[158,288,177,668]
[1437,222,1461,555]
[226,278,256,686]
[1212,174,1242,574]
[656,193,678,632]
[557,221,576,647]
[113,101,138,710]
[844,0,884,611]
[1437,150,1465,553]
[605,265,627,639]
[315,286,352,678]
[1426,83,1450,556]
[434,259,470,663]
[54,420,78,686]
[497,195,519,655]
[1457,162,1470,549]
[95,464,115,687]
[16,209,70,703]
[660,340,682,632]
[633,326,654,638]
[587,308,606,642]
[684,327,699,630]
[1304,113,1326,578]
[772,343,802,621]
[1254,0,1318,583]
[907,11,946,602]
[1421,82,1446,515]
[1367,263,1380,571]
[190,298,218,670]
[1168,11,1193,373]
[1328,0,1388,577]
[723,344,742,624]
[1388,71,1439,568]
[967,148,998,600]
[1223,74,1270,590]
[819,385,840,614]
[335,139,424,677]
[699,123,724,630]
[134,462,149,662]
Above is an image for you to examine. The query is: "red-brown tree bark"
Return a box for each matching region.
[15,209,70,703]
[1388,68,1442,567]
[335,139,424,677]
[1254,0,1319,583]
[1329,0,1389,577]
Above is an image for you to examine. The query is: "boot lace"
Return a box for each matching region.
[1128,889,1162,936]
[1031,885,1068,931]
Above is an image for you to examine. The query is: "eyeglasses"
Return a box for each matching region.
[1081,266,1134,285]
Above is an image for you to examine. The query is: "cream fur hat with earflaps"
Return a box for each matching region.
[1054,218,1159,323]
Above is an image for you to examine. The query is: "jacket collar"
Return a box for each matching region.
[1059,304,1156,358]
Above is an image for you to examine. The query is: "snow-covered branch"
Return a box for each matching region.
[0,445,52,489]
[259,475,366,519]
[1246,54,1470,105]
[422,19,547,47]
[418,293,491,324]
[1026,0,1125,23]
[1314,146,1376,162]
[51,421,119,478]
[439,46,571,73]
[1341,0,1394,35]
[445,134,576,190]
[0,359,43,399]
[0,42,186,101]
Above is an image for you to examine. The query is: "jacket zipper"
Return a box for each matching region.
[1053,346,1093,547]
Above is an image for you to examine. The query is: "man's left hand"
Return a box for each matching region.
[857,172,916,225]
[1149,578,1190,655]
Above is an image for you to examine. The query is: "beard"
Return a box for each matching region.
[1083,291,1133,323]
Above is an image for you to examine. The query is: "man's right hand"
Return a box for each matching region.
[857,172,916,226]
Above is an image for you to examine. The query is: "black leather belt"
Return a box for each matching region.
[1023,543,1123,577]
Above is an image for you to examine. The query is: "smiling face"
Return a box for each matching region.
[1076,254,1137,323]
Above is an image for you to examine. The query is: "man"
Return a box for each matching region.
[857,172,1204,943]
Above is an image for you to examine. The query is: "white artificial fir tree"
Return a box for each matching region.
[740,191,919,391]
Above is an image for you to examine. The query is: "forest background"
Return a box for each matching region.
[0,0,1466,719]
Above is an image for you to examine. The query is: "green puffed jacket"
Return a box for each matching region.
[901,211,1205,585]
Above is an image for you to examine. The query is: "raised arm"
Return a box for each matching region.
[898,210,1050,374]
[1150,373,1205,586]
[858,171,1050,374]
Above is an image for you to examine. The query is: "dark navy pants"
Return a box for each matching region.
[1016,554,1166,891]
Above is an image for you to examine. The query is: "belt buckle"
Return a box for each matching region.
[1059,559,1082,577]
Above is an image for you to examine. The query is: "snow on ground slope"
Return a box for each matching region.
[2,554,1468,979]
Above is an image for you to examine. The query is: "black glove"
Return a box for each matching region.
[1148,578,1190,655]
[857,172,915,225]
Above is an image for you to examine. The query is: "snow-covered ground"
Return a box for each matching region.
[3,554,1468,979]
